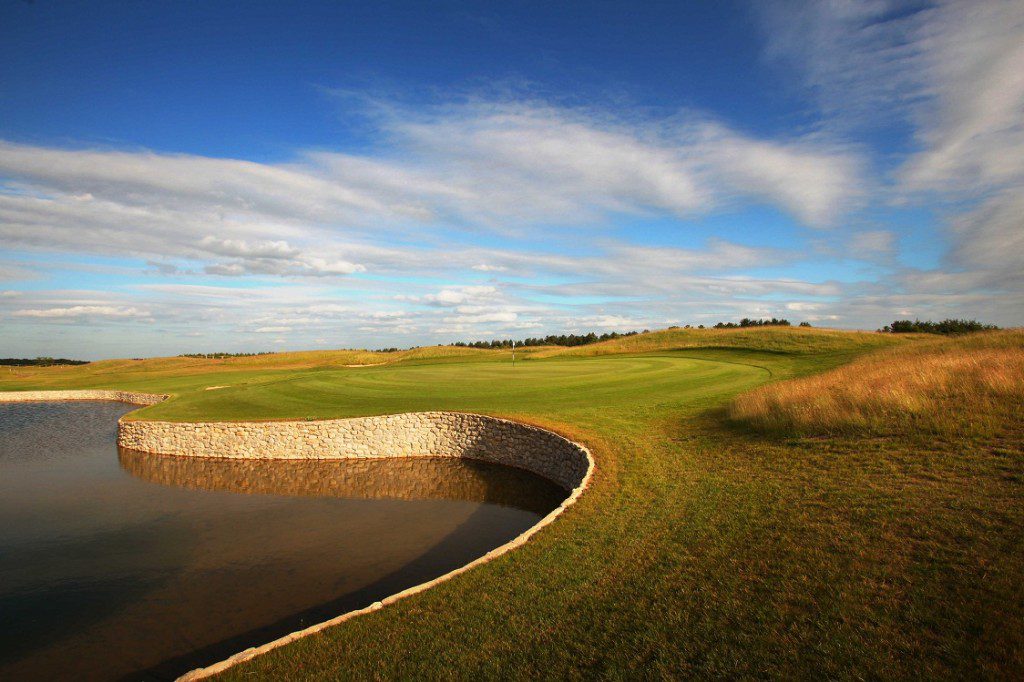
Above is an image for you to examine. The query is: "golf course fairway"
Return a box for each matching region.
[2,327,1020,679]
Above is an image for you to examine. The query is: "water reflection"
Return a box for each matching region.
[118,448,566,515]
[0,402,565,681]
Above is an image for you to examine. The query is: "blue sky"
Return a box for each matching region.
[1,1,1021,359]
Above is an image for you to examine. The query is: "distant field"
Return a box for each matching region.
[1,326,1021,679]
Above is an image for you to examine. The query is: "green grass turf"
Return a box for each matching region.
[1,328,1020,678]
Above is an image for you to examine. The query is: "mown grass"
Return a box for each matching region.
[1,326,1021,678]
[729,330,1024,439]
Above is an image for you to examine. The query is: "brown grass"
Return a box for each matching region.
[729,330,1024,439]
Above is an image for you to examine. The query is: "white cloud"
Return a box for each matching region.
[897,1,1024,193]
[757,1,1024,199]
[423,285,499,307]
[694,122,864,225]
[757,0,929,125]
[568,314,649,330]
[443,310,518,324]
[199,236,300,259]
[0,140,420,224]
[758,0,1024,319]
[785,302,825,312]
[360,100,863,227]
[0,97,864,279]
[12,305,151,319]
[301,258,366,276]
[890,1,1024,284]
[948,190,1024,277]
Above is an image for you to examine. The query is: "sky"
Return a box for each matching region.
[1,1,1022,359]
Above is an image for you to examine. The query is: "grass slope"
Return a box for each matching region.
[536,325,913,357]
[1,327,1020,678]
[731,330,1024,439]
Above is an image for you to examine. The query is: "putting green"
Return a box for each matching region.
[133,352,772,422]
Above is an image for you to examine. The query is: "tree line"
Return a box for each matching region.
[0,357,90,366]
[451,330,643,349]
[879,319,999,335]
[178,351,274,359]
[712,318,793,329]
[448,320,811,349]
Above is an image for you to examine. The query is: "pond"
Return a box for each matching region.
[0,401,566,681]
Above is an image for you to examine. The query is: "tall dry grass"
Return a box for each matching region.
[729,330,1024,439]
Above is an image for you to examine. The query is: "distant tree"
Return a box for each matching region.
[713,318,790,329]
[178,351,272,359]
[880,319,998,335]
[447,328,643,349]
[0,357,89,366]
[799,321,812,327]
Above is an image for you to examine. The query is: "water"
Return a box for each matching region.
[0,402,566,680]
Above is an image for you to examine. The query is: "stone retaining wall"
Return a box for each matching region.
[0,389,167,405]
[0,389,589,490]
[118,411,589,490]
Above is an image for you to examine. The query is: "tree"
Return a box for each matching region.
[881,319,998,335]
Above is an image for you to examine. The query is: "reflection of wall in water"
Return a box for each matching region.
[0,389,166,405]
[119,449,566,516]
[118,412,590,490]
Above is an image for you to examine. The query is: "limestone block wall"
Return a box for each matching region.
[0,389,591,490]
[0,389,167,406]
[118,411,590,490]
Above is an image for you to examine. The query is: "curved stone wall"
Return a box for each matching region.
[1,389,589,490]
[118,411,590,490]
[0,389,167,405]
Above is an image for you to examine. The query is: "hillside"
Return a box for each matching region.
[534,325,911,358]
[729,329,1024,439]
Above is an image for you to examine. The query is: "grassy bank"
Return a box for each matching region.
[729,330,1024,439]
[1,327,1021,678]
